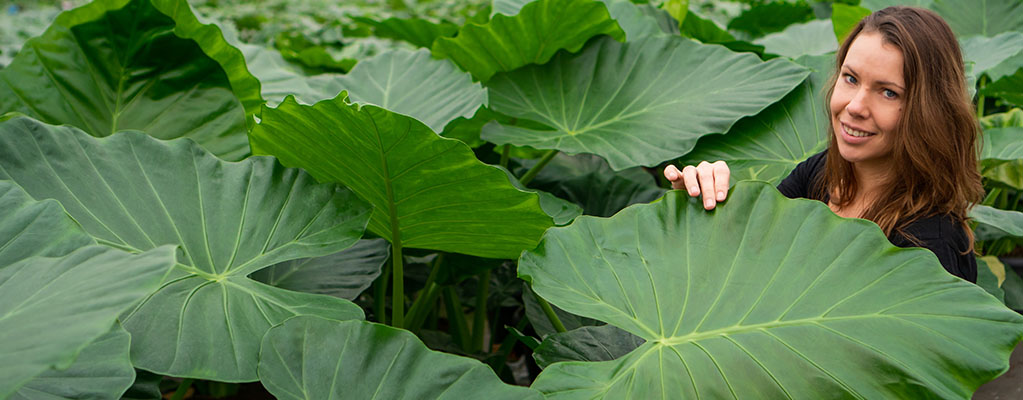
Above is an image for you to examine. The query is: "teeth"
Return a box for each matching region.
[845,125,875,137]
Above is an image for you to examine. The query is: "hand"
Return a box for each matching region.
[664,161,730,210]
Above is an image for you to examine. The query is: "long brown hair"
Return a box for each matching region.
[820,6,984,247]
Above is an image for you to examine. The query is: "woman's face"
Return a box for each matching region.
[830,31,905,168]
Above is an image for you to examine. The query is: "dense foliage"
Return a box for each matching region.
[1,0,1022,398]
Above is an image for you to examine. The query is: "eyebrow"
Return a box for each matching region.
[844,66,906,91]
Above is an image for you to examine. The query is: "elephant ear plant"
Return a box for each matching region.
[520,182,1023,398]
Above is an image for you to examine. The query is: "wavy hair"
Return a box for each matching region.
[819,6,984,248]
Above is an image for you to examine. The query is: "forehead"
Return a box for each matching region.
[843,32,905,86]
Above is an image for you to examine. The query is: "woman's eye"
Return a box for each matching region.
[883,89,898,99]
[843,74,857,84]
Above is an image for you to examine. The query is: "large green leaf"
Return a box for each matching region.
[250,95,553,259]
[932,0,1023,37]
[353,16,458,49]
[754,19,838,59]
[980,111,1023,189]
[961,32,1023,78]
[679,10,766,56]
[726,1,814,38]
[237,43,341,107]
[520,182,1023,398]
[860,0,933,11]
[682,55,832,185]
[601,0,670,40]
[432,0,625,82]
[483,35,809,170]
[250,238,389,300]
[533,324,644,368]
[982,54,1023,106]
[971,205,1023,240]
[0,117,370,382]
[0,181,94,267]
[335,49,487,132]
[0,0,258,161]
[257,316,544,400]
[982,127,1023,161]
[11,324,134,400]
[0,246,175,398]
[518,153,665,217]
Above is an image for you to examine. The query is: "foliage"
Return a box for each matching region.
[1,0,1022,397]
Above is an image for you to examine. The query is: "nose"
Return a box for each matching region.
[845,88,870,119]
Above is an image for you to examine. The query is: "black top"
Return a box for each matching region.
[776,151,977,283]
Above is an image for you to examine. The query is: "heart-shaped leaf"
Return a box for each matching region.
[11,324,135,400]
[250,95,553,259]
[961,32,1023,78]
[251,238,389,300]
[257,316,544,400]
[352,16,458,49]
[971,204,1023,241]
[0,0,259,160]
[237,43,342,107]
[0,246,175,397]
[521,182,1023,398]
[0,181,94,266]
[754,20,838,59]
[483,35,809,170]
[518,153,665,217]
[533,324,644,368]
[682,55,832,185]
[0,116,370,382]
[336,49,487,132]
[932,0,1023,37]
[433,0,625,82]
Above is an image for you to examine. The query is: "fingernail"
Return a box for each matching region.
[668,172,676,180]
[717,191,725,201]
[689,187,699,196]
[704,199,713,209]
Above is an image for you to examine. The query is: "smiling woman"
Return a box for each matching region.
[666,6,984,282]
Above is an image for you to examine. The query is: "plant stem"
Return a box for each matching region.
[518,150,559,186]
[977,75,988,119]
[487,317,530,374]
[405,255,444,332]
[471,269,491,352]
[168,378,194,400]
[533,290,567,333]
[500,145,511,169]
[374,261,391,324]
[443,286,472,350]
[391,235,404,328]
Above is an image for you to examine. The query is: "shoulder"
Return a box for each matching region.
[892,214,976,282]
[777,151,827,200]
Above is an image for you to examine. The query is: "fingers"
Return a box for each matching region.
[681,166,699,196]
[696,161,717,209]
[663,165,685,190]
[712,160,730,202]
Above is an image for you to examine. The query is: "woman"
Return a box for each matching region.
[664,6,984,282]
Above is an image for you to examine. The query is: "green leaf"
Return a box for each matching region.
[860,0,934,11]
[11,324,135,400]
[250,238,390,300]
[727,1,814,38]
[971,205,1023,240]
[961,32,1023,78]
[831,4,871,43]
[523,284,600,338]
[981,108,1023,129]
[602,0,671,40]
[353,16,458,49]
[237,43,342,107]
[982,127,1023,161]
[0,117,371,382]
[518,153,665,217]
[932,0,1023,37]
[258,316,544,399]
[0,181,95,267]
[755,19,838,59]
[682,55,833,185]
[491,0,534,16]
[250,95,553,259]
[0,0,259,161]
[336,49,487,132]
[659,0,687,30]
[0,245,175,398]
[679,10,765,55]
[1004,268,1023,311]
[982,55,1023,107]
[533,324,644,368]
[483,35,809,170]
[432,0,626,82]
[521,182,1023,398]
[977,256,1006,304]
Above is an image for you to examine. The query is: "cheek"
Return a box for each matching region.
[829,87,849,117]
[878,105,903,133]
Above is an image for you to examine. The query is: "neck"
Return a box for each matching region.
[851,159,891,201]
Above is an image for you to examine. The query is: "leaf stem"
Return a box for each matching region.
[168,379,194,400]
[533,290,567,333]
[487,317,530,373]
[443,286,472,350]
[391,234,405,328]
[405,254,445,332]
[471,269,491,352]
[519,150,559,186]
[500,145,511,168]
[977,75,987,119]
[374,261,391,324]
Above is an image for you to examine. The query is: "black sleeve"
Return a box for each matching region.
[777,151,827,200]
[891,216,977,283]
